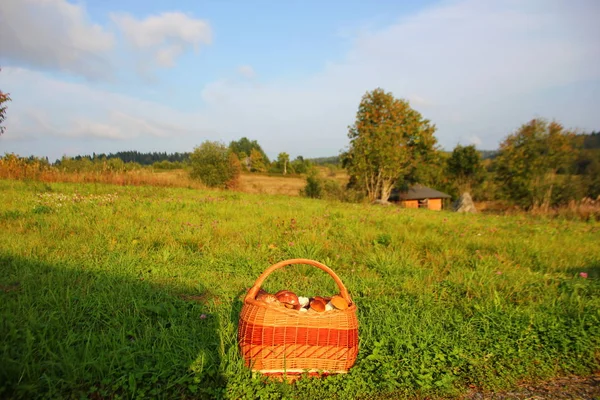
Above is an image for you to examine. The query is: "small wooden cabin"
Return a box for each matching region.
[389,185,451,211]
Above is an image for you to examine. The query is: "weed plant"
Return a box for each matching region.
[0,180,598,399]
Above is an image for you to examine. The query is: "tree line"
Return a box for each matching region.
[1,77,598,210]
[62,151,190,166]
[339,88,599,210]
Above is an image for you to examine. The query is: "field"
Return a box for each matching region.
[0,162,344,198]
[1,179,599,399]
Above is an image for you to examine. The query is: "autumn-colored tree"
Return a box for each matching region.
[229,137,270,164]
[226,151,242,188]
[494,119,576,210]
[344,88,438,202]
[277,152,290,175]
[0,68,11,135]
[249,148,267,173]
[189,141,241,188]
[447,144,484,193]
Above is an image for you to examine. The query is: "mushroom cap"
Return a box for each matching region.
[275,290,299,305]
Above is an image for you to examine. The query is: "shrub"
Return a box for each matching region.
[301,169,323,198]
[301,169,365,203]
[189,141,241,188]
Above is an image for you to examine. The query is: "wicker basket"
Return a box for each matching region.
[238,258,359,376]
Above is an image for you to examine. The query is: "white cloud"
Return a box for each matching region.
[237,65,256,79]
[467,135,482,146]
[1,0,599,161]
[408,95,433,107]
[111,11,212,68]
[1,67,201,141]
[0,1,212,79]
[0,0,115,80]
[68,120,124,140]
[64,111,181,140]
[194,0,599,151]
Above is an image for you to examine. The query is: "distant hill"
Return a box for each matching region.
[307,156,340,165]
[479,150,499,160]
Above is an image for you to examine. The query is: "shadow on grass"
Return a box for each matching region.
[0,253,226,399]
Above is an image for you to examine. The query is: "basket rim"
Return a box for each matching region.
[245,259,353,304]
[243,296,357,317]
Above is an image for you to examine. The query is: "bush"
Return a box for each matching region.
[301,169,365,202]
[290,156,311,174]
[301,169,322,198]
[189,141,241,188]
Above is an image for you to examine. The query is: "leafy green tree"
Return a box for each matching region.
[447,144,484,193]
[494,118,576,210]
[249,148,267,173]
[290,156,310,174]
[276,152,290,175]
[189,141,241,188]
[574,131,600,198]
[402,149,448,193]
[0,68,11,136]
[585,158,600,198]
[344,88,438,202]
[229,137,270,164]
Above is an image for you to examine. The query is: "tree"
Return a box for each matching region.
[0,68,11,135]
[402,149,447,193]
[447,144,484,193]
[249,148,267,173]
[494,118,576,210]
[344,88,438,202]
[290,156,311,174]
[277,152,290,175]
[189,141,241,188]
[229,137,270,164]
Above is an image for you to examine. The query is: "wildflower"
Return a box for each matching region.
[579,272,588,279]
[200,314,207,320]
[496,271,502,275]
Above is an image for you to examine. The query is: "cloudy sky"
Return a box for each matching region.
[0,0,598,161]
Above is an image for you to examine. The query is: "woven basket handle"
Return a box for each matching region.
[245,258,353,304]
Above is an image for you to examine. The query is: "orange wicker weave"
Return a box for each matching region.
[238,258,359,375]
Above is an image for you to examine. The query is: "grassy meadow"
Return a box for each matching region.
[0,179,599,399]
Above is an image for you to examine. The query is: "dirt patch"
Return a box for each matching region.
[462,373,600,399]
[0,282,21,293]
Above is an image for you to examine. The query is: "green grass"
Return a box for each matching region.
[0,179,599,399]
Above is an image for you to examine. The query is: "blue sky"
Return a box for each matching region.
[0,0,598,162]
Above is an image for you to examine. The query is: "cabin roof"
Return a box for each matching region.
[391,184,451,201]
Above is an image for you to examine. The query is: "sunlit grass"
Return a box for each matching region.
[0,179,598,399]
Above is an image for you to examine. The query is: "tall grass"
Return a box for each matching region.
[0,179,599,399]
[0,155,322,197]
